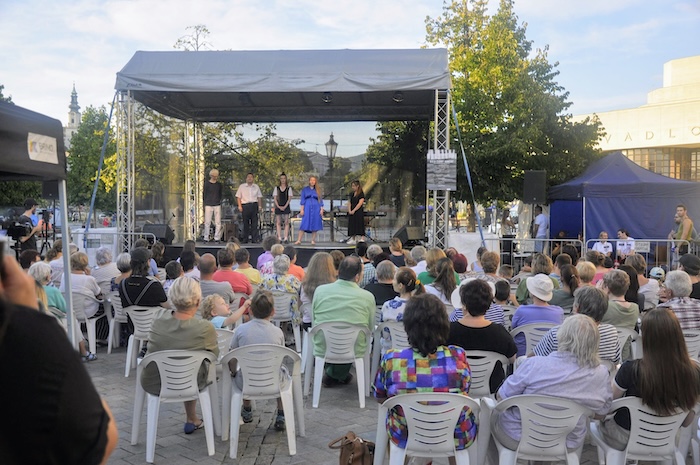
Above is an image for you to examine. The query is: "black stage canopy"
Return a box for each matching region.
[115,49,451,123]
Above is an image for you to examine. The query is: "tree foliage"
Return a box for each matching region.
[66,106,116,211]
[424,0,603,203]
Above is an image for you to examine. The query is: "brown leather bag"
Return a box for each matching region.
[328,431,375,465]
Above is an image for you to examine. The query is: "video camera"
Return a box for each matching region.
[6,221,32,240]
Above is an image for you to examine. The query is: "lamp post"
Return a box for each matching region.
[325,133,338,242]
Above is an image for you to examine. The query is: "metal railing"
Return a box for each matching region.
[585,238,692,270]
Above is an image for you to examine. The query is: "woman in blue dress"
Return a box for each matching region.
[295,175,324,245]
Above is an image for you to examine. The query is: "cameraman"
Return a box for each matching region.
[18,198,43,252]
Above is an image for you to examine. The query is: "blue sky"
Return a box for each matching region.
[1,0,698,157]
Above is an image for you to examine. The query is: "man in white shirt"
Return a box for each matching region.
[591,231,613,257]
[236,173,263,243]
[616,228,635,261]
[533,205,549,253]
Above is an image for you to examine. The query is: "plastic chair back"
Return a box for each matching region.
[501,305,517,330]
[375,305,383,327]
[490,394,593,462]
[376,321,410,349]
[510,322,556,355]
[380,393,479,462]
[309,321,371,364]
[125,306,163,339]
[139,349,215,400]
[464,350,509,398]
[221,344,299,398]
[685,329,700,359]
[215,328,235,361]
[110,291,128,322]
[616,326,639,360]
[71,291,102,322]
[270,289,297,322]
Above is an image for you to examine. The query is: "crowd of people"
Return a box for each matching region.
[7,202,700,463]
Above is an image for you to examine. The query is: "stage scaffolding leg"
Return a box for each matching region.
[116,91,135,252]
[429,89,451,249]
[184,121,204,241]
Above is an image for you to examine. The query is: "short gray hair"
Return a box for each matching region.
[273,254,291,275]
[376,260,397,281]
[410,246,426,262]
[29,261,52,285]
[116,252,131,273]
[367,244,383,260]
[665,270,692,298]
[270,244,285,257]
[558,313,600,368]
[95,246,113,266]
[573,286,608,322]
[168,276,201,311]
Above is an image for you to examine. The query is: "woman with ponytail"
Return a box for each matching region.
[549,264,579,314]
[379,267,424,353]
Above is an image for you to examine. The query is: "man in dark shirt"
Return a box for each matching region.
[363,260,399,305]
[17,198,43,252]
[203,168,223,242]
[679,253,700,299]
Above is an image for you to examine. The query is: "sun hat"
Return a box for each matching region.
[526,273,554,302]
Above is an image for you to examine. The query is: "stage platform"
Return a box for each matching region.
[164,240,389,268]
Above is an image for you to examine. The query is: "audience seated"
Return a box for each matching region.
[576,260,596,287]
[470,246,486,273]
[201,294,248,329]
[549,264,578,314]
[511,273,564,356]
[600,269,639,330]
[374,293,477,452]
[312,256,374,386]
[657,270,700,330]
[260,254,302,325]
[388,237,406,267]
[424,257,458,307]
[19,249,41,270]
[91,246,121,293]
[162,260,182,294]
[585,250,607,285]
[300,252,336,331]
[533,286,621,364]
[118,248,168,309]
[233,248,262,285]
[256,236,280,271]
[228,290,287,430]
[180,250,201,281]
[550,253,572,288]
[409,245,427,275]
[494,314,612,450]
[133,238,159,277]
[360,243,382,287]
[260,244,285,276]
[619,264,644,309]
[141,276,218,434]
[516,254,559,304]
[624,254,658,310]
[198,253,235,306]
[379,267,424,353]
[363,260,399,305]
[416,248,447,286]
[679,253,700,299]
[447,279,516,393]
[213,248,253,295]
[598,308,700,449]
[283,245,305,281]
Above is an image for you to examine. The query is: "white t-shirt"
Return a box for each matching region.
[618,238,635,256]
[534,213,548,238]
[592,241,613,255]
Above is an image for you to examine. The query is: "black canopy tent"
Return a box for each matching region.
[0,101,76,345]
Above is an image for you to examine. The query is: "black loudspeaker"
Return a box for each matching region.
[523,170,547,204]
[394,225,426,246]
[42,180,59,199]
[142,224,175,245]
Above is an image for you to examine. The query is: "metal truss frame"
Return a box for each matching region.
[429,89,451,249]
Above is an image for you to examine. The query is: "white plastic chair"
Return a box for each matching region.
[590,396,689,465]
[107,290,129,354]
[71,291,108,354]
[373,393,487,465]
[501,305,517,331]
[303,322,371,408]
[510,322,556,356]
[131,350,216,463]
[685,329,700,359]
[270,289,301,352]
[124,306,163,377]
[615,326,639,361]
[371,322,410,382]
[215,328,235,361]
[463,350,510,398]
[483,394,594,465]
[375,305,383,327]
[220,344,305,458]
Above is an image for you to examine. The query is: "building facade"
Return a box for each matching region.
[574,55,700,180]
[63,84,81,149]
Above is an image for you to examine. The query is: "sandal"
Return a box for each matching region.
[184,420,204,434]
[82,352,98,362]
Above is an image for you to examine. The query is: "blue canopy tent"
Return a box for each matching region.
[548,151,700,245]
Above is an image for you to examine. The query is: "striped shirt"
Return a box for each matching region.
[532,322,621,364]
[449,304,505,327]
[658,297,700,330]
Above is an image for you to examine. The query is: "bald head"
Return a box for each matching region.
[198,253,217,278]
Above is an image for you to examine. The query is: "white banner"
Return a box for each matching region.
[27,132,58,164]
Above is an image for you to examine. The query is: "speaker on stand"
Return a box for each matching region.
[523,170,546,204]
[393,225,426,247]
[142,224,175,245]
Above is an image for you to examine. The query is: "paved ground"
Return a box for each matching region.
[86,230,684,465]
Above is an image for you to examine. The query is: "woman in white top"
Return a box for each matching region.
[60,252,103,318]
[424,257,457,307]
[625,254,658,310]
[380,267,424,352]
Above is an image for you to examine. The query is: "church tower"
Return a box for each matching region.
[64,84,81,149]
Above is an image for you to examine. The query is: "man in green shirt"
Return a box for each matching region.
[312,255,376,386]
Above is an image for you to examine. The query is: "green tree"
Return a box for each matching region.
[0,84,42,207]
[66,106,116,211]
[425,0,603,202]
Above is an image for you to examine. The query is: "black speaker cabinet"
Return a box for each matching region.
[42,180,59,199]
[394,225,426,246]
[142,224,175,245]
[223,222,238,242]
[523,170,547,204]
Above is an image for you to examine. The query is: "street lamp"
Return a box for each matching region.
[325,133,338,242]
